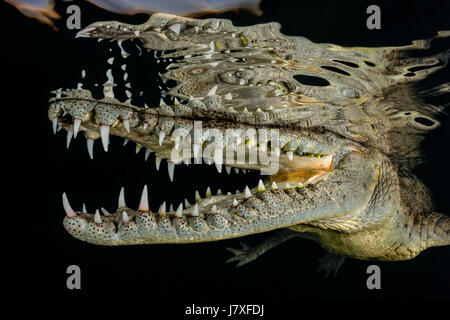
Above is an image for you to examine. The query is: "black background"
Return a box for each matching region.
[1,0,449,306]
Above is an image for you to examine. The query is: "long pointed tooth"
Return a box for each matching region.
[158,202,166,215]
[94,209,102,224]
[118,187,126,208]
[123,119,130,133]
[287,151,293,161]
[73,119,81,138]
[138,185,149,211]
[123,138,129,146]
[62,193,77,218]
[168,23,181,35]
[122,211,129,223]
[195,191,201,201]
[82,203,87,213]
[225,166,231,175]
[217,189,222,195]
[100,125,110,152]
[207,85,218,96]
[169,204,174,212]
[233,198,238,207]
[145,149,151,161]
[167,161,175,181]
[175,203,183,217]
[271,181,279,190]
[184,198,191,208]
[135,144,142,154]
[244,186,252,199]
[205,187,212,197]
[66,129,73,148]
[192,204,199,216]
[155,156,162,170]
[86,139,94,159]
[234,168,239,174]
[100,207,110,215]
[258,179,266,192]
[52,117,58,134]
[159,131,165,146]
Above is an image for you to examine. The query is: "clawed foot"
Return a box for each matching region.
[225,242,260,268]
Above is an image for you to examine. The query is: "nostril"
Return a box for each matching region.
[414,117,435,127]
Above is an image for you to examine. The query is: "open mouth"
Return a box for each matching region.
[47,13,368,245]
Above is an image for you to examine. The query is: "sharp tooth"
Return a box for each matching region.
[159,98,166,107]
[62,193,77,218]
[207,85,218,96]
[100,125,110,152]
[235,190,240,195]
[192,204,199,216]
[143,123,148,130]
[100,207,110,215]
[242,107,248,112]
[94,210,102,224]
[87,139,94,159]
[184,199,191,207]
[159,131,165,146]
[134,30,140,36]
[145,149,151,161]
[52,117,58,134]
[258,179,265,191]
[175,203,183,217]
[123,119,130,133]
[169,204,174,212]
[233,198,238,207]
[195,191,201,201]
[174,97,180,105]
[194,26,199,33]
[167,161,175,182]
[73,119,81,138]
[234,168,239,174]
[244,186,252,199]
[158,202,166,215]
[168,23,181,35]
[138,185,149,211]
[256,108,263,113]
[285,183,293,189]
[155,156,162,170]
[271,181,279,190]
[122,211,130,223]
[297,182,304,188]
[123,138,129,146]
[135,144,142,154]
[154,27,161,32]
[211,205,217,213]
[217,189,222,195]
[66,129,73,148]
[205,187,212,197]
[82,203,87,213]
[225,166,231,175]
[240,79,246,86]
[118,187,126,208]
[224,93,232,100]
[287,151,293,161]
[107,57,114,65]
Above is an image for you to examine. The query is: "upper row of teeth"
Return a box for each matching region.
[63,178,307,224]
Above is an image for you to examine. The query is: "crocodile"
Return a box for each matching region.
[48,13,450,272]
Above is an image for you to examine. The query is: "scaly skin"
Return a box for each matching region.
[49,13,449,268]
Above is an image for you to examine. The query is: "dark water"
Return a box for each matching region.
[1,0,449,306]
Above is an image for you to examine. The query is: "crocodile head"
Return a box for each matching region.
[49,13,449,261]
